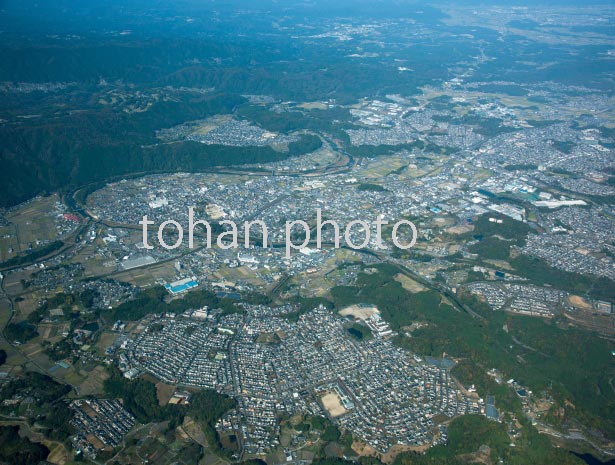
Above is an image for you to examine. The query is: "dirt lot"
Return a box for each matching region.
[321,392,347,418]
[156,381,176,406]
[339,304,379,320]
[568,295,592,310]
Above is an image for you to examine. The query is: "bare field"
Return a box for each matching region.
[380,443,432,464]
[356,155,408,179]
[156,381,176,406]
[339,304,380,320]
[113,260,176,287]
[45,441,70,465]
[394,274,425,293]
[95,331,118,354]
[568,295,592,310]
[321,392,348,418]
[77,365,109,396]
[446,224,473,235]
[297,102,328,110]
[0,195,62,261]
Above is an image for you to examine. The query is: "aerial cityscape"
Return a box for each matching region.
[0,1,614,465]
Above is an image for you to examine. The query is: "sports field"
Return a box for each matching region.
[321,391,347,418]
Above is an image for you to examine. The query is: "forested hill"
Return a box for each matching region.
[0,92,322,207]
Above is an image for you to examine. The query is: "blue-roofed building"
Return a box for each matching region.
[165,277,198,295]
[485,395,499,420]
[486,404,499,420]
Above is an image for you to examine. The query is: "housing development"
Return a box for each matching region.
[125,307,480,456]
